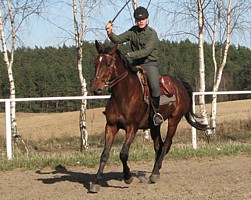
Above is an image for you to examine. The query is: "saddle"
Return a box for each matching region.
[132,66,176,105]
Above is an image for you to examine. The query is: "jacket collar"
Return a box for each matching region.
[136,24,149,34]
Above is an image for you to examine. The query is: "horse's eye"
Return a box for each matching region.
[94,60,97,66]
[107,60,113,67]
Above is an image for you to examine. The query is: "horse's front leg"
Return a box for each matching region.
[89,124,118,193]
[120,126,137,184]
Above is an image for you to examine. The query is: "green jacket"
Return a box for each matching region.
[109,25,159,65]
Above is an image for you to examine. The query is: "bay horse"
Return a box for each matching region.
[89,40,208,193]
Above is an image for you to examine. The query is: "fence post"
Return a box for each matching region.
[192,94,197,149]
[5,100,12,160]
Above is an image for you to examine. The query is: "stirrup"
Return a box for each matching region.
[153,113,164,126]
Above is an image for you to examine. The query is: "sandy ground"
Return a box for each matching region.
[0,155,250,200]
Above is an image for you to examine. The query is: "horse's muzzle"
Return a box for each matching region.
[93,88,103,95]
[91,80,106,95]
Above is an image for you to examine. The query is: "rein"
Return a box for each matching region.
[108,70,128,88]
[100,53,129,89]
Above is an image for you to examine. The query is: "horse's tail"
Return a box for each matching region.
[182,81,209,131]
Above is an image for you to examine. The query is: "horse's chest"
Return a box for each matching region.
[106,113,126,125]
[105,105,123,124]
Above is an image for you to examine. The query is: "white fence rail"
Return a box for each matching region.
[192,91,251,149]
[0,95,110,160]
[1,91,250,160]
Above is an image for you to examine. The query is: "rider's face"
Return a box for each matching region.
[135,18,148,28]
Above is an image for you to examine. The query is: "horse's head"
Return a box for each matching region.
[91,40,118,95]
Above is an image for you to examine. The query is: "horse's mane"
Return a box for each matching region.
[101,44,130,69]
[115,49,130,69]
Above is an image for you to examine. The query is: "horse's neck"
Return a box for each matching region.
[111,69,139,96]
[110,53,141,94]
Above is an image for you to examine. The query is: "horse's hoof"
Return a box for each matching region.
[149,174,160,184]
[89,183,100,193]
[124,176,133,184]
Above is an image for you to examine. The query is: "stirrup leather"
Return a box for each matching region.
[153,112,164,126]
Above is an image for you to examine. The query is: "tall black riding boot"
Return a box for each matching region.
[152,96,164,126]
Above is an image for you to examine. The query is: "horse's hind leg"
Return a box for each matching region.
[149,118,180,183]
[120,126,137,184]
[149,125,163,183]
[150,125,163,164]
[89,124,118,193]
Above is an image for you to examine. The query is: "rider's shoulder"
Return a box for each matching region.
[147,26,157,33]
[129,25,138,32]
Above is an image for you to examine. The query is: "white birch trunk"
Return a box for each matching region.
[210,0,232,133]
[132,0,150,140]
[0,1,17,136]
[0,2,18,137]
[197,0,209,130]
[211,0,222,132]
[0,1,28,153]
[7,0,18,137]
[73,0,88,150]
[132,0,137,10]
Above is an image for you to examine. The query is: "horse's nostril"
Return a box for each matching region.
[94,89,102,95]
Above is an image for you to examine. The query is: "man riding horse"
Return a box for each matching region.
[105,6,163,126]
[89,5,209,193]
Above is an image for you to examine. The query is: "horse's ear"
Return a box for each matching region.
[95,40,103,53]
[109,44,118,55]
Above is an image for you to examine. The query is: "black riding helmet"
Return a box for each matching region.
[134,6,149,19]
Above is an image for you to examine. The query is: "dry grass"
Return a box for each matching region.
[0,99,250,143]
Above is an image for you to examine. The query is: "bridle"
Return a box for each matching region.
[95,53,128,89]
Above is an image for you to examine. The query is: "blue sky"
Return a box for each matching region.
[20,0,251,49]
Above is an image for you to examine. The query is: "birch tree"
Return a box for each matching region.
[0,0,44,151]
[37,0,102,150]
[210,0,231,132]
[0,1,20,144]
[132,0,137,9]
[194,0,251,134]
[131,0,150,140]
[154,0,251,135]
[72,0,89,150]
[72,0,102,150]
[209,0,251,132]
[197,0,209,129]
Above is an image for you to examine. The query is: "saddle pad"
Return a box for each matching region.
[160,94,176,106]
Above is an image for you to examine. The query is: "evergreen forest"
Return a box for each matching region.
[0,40,250,112]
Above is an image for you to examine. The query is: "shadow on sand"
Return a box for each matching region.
[36,165,149,192]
